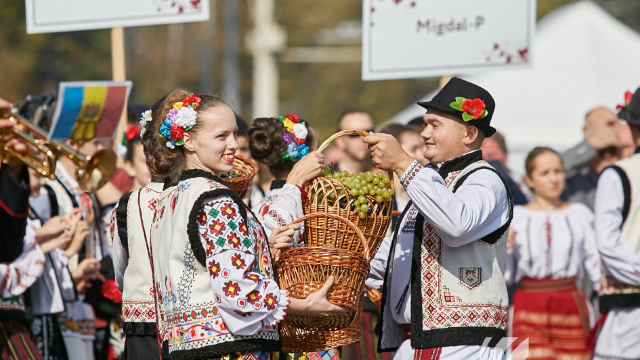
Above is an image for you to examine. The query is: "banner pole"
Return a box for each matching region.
[111,27,127,165]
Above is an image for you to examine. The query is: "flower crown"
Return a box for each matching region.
[157,94,202,149]
[278,114,309,161]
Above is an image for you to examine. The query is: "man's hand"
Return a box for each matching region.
[71,258,105,284]
[586,125,621,151]
[286,151,325,187]
[363,132,415,177]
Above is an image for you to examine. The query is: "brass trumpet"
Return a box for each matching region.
[0,108,116,192]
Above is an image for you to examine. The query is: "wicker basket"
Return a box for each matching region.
[303,129,394,255]
[280,293,364,353]
[275,213,370,331]
[222,154,258,198]
[365,286,382,312]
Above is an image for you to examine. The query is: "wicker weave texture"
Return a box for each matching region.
[223,154,258,198]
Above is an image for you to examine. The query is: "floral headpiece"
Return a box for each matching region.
[157,94,202,149]
[117,125,142,157]
[278,114,309,161]
[616,91,634,111]
[450,97,489,122]
[139,110,152,136]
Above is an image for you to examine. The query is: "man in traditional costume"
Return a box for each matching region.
[593,87,640,359]
[364,78,512,359]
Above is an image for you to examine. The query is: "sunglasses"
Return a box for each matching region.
[346,129,374,137]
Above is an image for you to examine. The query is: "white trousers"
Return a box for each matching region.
[594,307,640,359]
[393,340,506,360]
[62,335,95,360]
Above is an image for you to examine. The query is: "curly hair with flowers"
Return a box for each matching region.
[157,93,202,149]
[278,114,310,161]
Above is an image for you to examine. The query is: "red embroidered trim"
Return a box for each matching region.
[414,347,442,360]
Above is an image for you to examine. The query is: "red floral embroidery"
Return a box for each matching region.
[205,239,216,256]
[209,219,226,236]
[238,220,248,236]
[220,203,236,219]
[196,211,207,226]
[245,273,260,283]
[264,293,278,310]
[223,281,241,298]
[208,259,221,278]
[227,233,242,249]
[461,98,486,120]
[246,290,262,305]
[231,254,246,270]
[234,310,251,317]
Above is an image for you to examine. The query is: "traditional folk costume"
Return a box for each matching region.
[372,78,512,360]
[258,180,340,360]
[28,186,76,360]
[504,203,601,359]
[46,164,104,360]
[0,225,46,360]
[150,170,287,360]
[111,181,164,359]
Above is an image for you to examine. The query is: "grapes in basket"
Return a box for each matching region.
[314,167,394,219]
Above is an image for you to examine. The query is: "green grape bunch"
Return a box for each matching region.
[313,166,394,219]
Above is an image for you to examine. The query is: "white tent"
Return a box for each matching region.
[383,0,640,173]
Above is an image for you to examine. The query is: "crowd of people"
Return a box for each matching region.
[0,78,639,360]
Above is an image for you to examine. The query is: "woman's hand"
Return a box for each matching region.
[65,220,89,257]
[71,258,105,287]
[35,216,69,244]
[287,276,347,316]
[39,230,72,254]
[268,223,301,253]
[286,151,325,187]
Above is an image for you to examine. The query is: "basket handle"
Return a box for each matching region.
[274,212,371,262]
[317,129,370,152]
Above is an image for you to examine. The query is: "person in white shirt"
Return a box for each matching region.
[593,87,640,359]
[504,147,600,360]
[364,77,512,360]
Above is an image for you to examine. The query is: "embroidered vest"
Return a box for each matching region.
[378,159,512,351]
[150,170,280,359]
[117,182,163,336]
[599,153,640,311]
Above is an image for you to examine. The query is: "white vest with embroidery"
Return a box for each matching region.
[379,160,511,351]
[150,174,280,358]
[118,182,163,335]
[599,153,640,310]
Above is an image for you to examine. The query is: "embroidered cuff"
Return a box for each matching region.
[263,289,290,327]
[400,160,423,189]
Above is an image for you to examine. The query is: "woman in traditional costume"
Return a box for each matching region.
[504,147,600,359]
[146,90,344,360]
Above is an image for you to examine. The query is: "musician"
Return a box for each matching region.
[364,78,512,359]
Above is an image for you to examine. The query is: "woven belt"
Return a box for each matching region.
[520,277,577,292]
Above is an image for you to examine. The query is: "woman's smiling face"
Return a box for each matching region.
[183,104,238,176]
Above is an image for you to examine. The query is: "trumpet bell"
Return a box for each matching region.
[79,148,116,192]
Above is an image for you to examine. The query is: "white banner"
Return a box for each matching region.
[362,0,536,81]
[25,0,210,34]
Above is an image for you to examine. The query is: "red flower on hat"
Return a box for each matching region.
[450,97,489,122]
[285,114,300,123]
[182,94,202,109]
[461,98,486,120]
[125,125,141,142]
[617,90,634,110]
[170,124,185,141]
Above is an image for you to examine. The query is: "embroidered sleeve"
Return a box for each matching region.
[198,196,289,336]
[0,225,46,298]
[399,160,422,189]
[594,168,640,286]
[110,204,127,291]
[259,184,305,246]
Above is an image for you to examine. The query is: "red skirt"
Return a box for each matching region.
[511,278,591,360]
[0,320,43,360]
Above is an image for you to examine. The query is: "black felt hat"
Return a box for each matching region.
[417,77,496,137]
[618,87,640,126]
